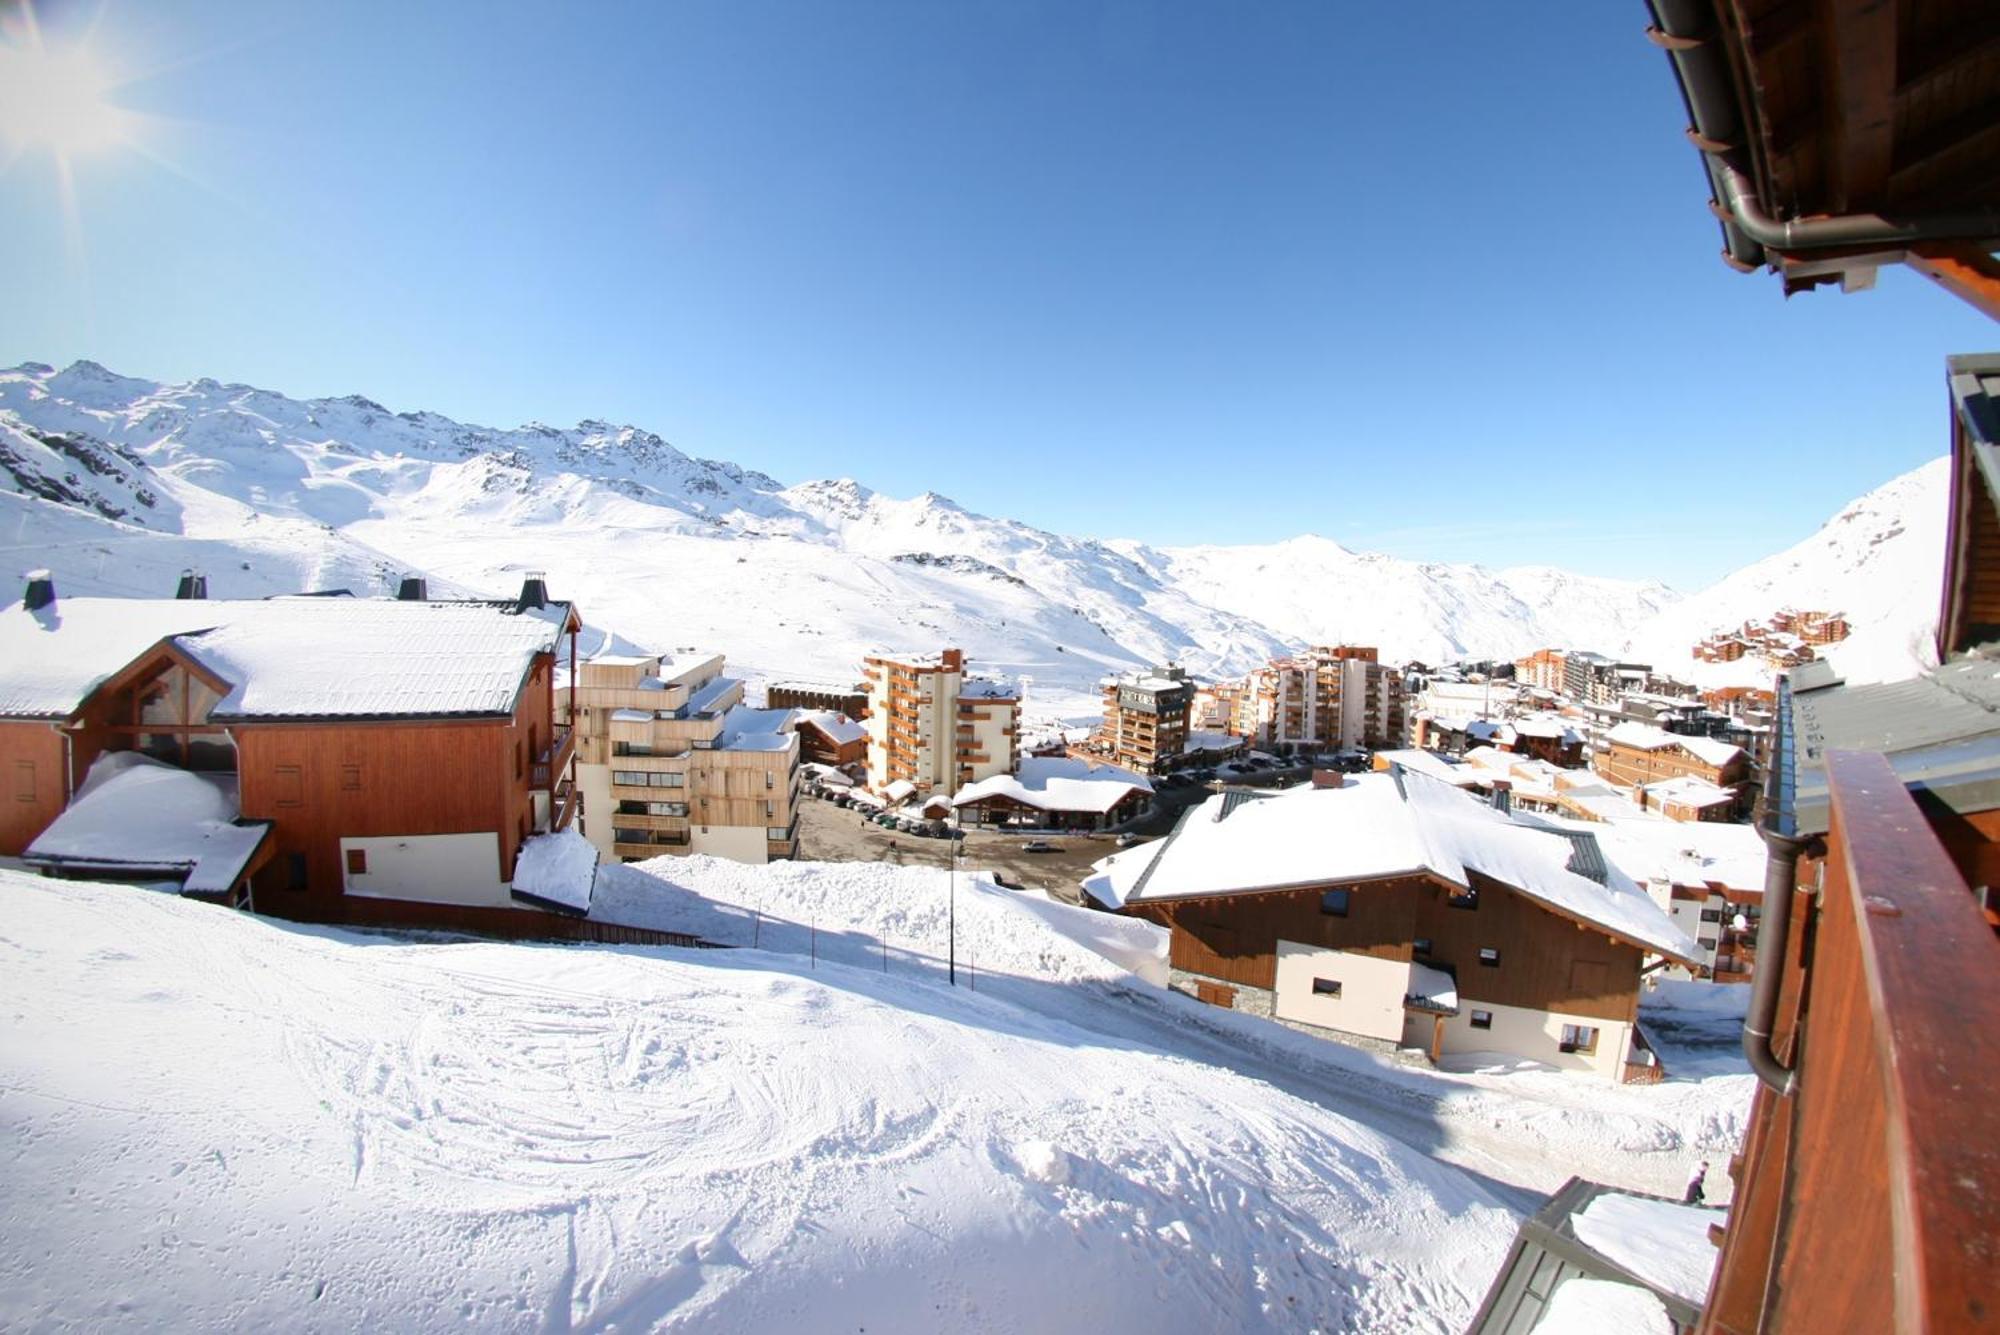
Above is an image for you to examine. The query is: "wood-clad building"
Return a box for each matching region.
[1095,771,1699,1081]
[860,648,1018,795]
[0,581,600,936]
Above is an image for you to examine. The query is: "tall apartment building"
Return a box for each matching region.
[1514,648,1568,694]
[567,650,801,865]
[1099,666,1193,774]
[1231,647,1402,753]
[860,648,1018,795]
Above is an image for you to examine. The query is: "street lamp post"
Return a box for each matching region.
[947,805,958,986]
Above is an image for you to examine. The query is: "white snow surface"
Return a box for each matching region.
[510,828,599,912]
[1570,1191,1720,1306]
[1532,1277,1674,1335]
[23,752,267,892]
[953,754,1153,815]
[0,868,1517,1333]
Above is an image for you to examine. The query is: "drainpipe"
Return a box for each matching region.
[1743,824,1819,1096]
[1713,160,2000,254]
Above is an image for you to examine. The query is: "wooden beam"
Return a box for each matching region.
[1821,0,1899,211]
[1905,247,2000,323]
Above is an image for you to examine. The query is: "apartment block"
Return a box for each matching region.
[860,648,1018,795]
[1098,666,1193,774]
[1232,647,1402,754]
[567,651,801,865]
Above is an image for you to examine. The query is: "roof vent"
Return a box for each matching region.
[397,574,429,601]
[23,568,55,612]
[174,569,208,600]
[1490,778,1513,815]
[516,571,549,612]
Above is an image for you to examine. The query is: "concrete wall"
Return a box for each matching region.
[1273,939,1412,1043]
[340,832,513,909]
[575,761,615,860]
[1437,996,1634,1080]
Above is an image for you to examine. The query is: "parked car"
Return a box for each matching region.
[992,873,1024,890]
[1115,833,1144,848]
[1021,840,1059,853]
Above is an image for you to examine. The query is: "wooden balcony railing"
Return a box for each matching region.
[530,724,575,789]
[1700,751,2000,1332]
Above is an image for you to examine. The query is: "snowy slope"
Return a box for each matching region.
[1623,457,1948,688]
[1119,535,1680,665]
[0,870,1519,1333]
[3,359,1682,721]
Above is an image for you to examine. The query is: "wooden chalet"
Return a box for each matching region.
[0,577,683,943]
[1637,9,2000,1329]
[1091,771,1700,1082]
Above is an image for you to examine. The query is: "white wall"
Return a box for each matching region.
[1272,940,1412,1043]
[575,762,615,860]
[691,823,769,865]
[341,832,513,909]
[1437,997,1634,1080]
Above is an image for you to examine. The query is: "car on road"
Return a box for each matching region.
[992,873,1024,890]
[1115,833,1145,848]
[1021,840,1059,853]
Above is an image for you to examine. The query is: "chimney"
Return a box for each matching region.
[23,569,55,612]
[174,569,208,600]
[516,571,549,612]
[397,574,429,601]
[1311,769,1345,789]
[942,647,964,672]
[1489,778,1512,816]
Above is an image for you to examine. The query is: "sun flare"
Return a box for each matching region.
[0,7,135,162]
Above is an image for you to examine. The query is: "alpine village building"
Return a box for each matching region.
[859,648,1018,796]
[1095,665,1193,774]
[0,575,690,941]
[1089,767,1699,1082]
[563,649,801,865]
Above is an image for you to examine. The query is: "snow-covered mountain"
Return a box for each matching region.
[1622,457,1948,688]
[0,359,1725,717]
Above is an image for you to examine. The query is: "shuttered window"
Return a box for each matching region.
[275,765,303,808]
[13,759,34,804]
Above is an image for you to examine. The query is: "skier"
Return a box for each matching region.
[1684,1161,1709,1206]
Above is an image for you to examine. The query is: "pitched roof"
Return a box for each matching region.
[1603,722,1742,769]
[1104,770,1697,962]
[0,596,570,722]
[798,710,867,746]
[953,755,1152,815]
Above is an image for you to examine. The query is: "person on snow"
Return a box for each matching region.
[1684,1161,1709,1206]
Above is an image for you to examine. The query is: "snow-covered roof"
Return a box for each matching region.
[23,752,270,894]
[0,596,566,721]
[685,674,739,717]
[1113,772,1699,961]
[717,705,796,753]
[610,708,657,723]
[1603,722,1742,768]
[960,676,1017,701]
[1568,1192,1719,1308]
[1585,816,1767,893]
[881,779,917,804]
[1638,775,1737,808]
[1406,962,1459,1013]
[797,710,867,746]
[1184,729,1242,754]
[954,756,1152,815]
[510,828,599,915]
[1371,749,1481,787]
[1531,1278,1673,1335]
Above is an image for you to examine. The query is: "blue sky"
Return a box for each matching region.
[2,1,1989,590]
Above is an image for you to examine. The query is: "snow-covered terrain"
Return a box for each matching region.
[0,860,1751,1332]
[1623,457,1948,688]
[2,360,1678,719]
[0,869,1517,1332]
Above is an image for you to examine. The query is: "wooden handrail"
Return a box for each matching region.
[1824,750,2000,1332]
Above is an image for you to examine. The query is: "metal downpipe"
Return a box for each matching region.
[1714,161,2000,254]
[1743,825,1817,1097]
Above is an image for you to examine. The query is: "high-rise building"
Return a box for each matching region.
[861,648,1019,794]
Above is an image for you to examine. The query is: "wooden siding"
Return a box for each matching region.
[1128,870,1642,1023]
[0,721,66,856]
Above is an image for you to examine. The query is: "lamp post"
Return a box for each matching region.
[947,804,958,986]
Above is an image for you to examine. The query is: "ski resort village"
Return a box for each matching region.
[3,3,1998,1333]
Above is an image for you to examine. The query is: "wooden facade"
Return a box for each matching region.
[0,720,66,856]
[1127,870,1646,1026]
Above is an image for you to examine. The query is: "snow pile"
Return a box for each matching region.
[1532,1277,1673,1334]
[0,870,1516,1332]
[1570,1192,1719,1306]
[510,828,599,912]
[24,752,268,893]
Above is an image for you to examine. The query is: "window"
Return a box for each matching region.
[613,741,654,757]
[767,826,792,840]
[275,765,303,808]
[763,800,774,818]
[1469,1009,1493,1030]
[345,848,367,876]
[765,771,774,789]
[1699,908,1723,923]
[1412,937,1432,956]
[1311,978,1342,998]
[1319,888,1350,917]
[1447,886,1479,910]
[341,764,361,792]
[514,741,524,779]
[612,770,648,786]
[1559,1024,1599,1055]
[1478,948,1500,967]
[14,759,34,803]
[649,772,684,788]
[287,852,308,891]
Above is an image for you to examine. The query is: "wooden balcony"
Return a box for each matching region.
[529,724,576,788]
[1700,751,2000,1332]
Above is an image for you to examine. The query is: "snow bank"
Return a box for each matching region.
[510,828,598,912]
[0,871,1516,1332]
